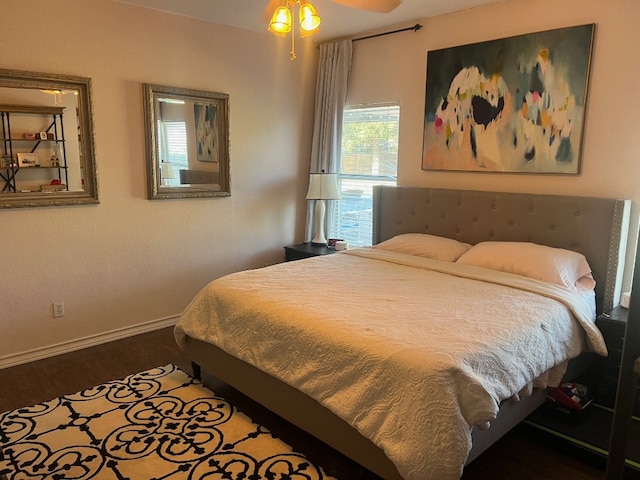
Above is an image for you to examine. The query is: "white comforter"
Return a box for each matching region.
[174,248,607,480]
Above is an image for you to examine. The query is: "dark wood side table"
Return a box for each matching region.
[524,305,640,474]
[593,306,629,408]
[284,242,336,261]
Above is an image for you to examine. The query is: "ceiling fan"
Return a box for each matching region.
[264,0,401,60]
[331,0,402,13]
[263,0,402,22]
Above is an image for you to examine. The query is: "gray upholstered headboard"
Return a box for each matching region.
[372,186,631,314]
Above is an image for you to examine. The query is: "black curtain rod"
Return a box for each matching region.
[353,23,422,42]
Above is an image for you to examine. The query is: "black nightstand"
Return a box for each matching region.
[593,306,628,408]
[284,242,336,261]
[524,305,640,473]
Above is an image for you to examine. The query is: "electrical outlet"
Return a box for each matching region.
[53,302,65,318]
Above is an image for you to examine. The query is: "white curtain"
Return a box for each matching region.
[305,39,353,242]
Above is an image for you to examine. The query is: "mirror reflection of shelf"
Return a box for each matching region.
[0,104,68,192]
[0,68,100,208]
[13,166,68,169]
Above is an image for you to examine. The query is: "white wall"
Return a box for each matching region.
[3,0,639,366]
[0,0,318,365]
[348,0,640,290]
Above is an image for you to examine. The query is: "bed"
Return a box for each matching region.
[174,186,631,480]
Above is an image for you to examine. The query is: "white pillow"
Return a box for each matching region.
[374,233,472,262]
[456,241,596,292]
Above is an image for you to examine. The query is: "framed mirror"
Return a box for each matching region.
[0,68,98,209]
[143,84,230,200]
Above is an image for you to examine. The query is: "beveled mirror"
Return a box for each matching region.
[0,68,98,209]
[143,84,230,200]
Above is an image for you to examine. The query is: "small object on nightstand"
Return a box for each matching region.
[621,291,631,308]
[334,240,348,251]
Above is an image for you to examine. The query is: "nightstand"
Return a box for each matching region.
[593,306,628,408]
[524,305,640,472]
[284,242,336,261]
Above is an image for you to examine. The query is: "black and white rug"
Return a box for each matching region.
[0,364,337,479]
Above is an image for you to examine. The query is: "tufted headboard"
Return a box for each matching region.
[372,186,631,314]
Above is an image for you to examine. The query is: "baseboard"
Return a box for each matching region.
[0,315,180,370]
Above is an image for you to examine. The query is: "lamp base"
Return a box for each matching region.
[311,199,328,245]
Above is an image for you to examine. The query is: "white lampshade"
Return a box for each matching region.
[306,173,340,200]
[160,162,177,180]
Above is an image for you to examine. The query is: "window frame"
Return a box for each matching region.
[331,102,400,247]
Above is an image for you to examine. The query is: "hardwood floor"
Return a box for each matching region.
[0,326,616,479]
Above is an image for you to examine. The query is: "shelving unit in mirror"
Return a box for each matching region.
[0,104,68,193]
[0,67,98,209]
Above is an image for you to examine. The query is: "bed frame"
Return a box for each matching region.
[181,186,631,479]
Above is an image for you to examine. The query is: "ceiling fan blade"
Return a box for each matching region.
[332,0,402,13]
[263,0,285,23]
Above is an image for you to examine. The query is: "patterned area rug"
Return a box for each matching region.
[0,364,337,479]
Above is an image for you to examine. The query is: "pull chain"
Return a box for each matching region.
[290,3,296,61]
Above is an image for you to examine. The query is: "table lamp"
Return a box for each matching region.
[306,172,340,245]
[160,161,177,186]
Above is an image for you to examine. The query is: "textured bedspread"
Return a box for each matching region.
[174,249,606,480]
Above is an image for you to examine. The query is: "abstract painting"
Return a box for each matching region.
[194,103,218,162]
[422,24,594,174]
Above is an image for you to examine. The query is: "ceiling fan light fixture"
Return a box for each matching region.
[299,2,321,32]
[266,0,321,60]
[268,5,292,36]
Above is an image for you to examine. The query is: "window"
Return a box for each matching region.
[331,104,399,247]
[157,120,189,186]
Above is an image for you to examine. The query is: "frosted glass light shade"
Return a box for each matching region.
[269,6,292,36]
[299,3,321,32]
